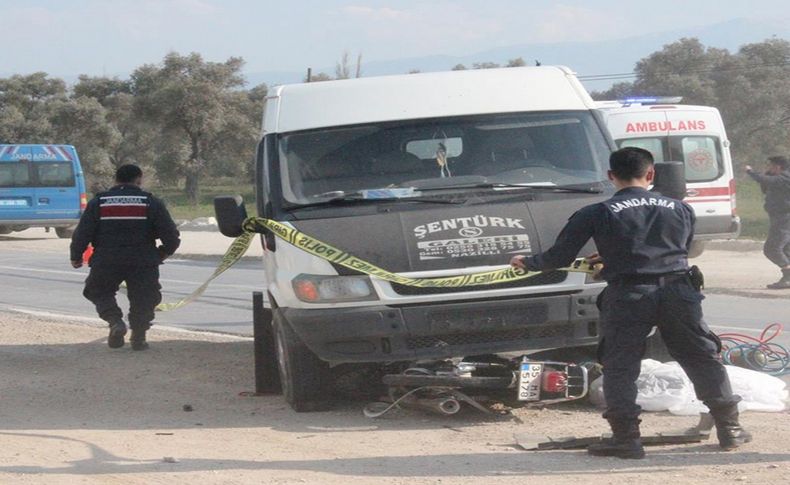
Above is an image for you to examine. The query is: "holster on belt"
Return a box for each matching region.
[687,265,705,291]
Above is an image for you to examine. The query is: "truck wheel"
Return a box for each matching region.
[55,227,74,239]
[644,330,673,362]
[688,240,705,259]
[273,313,333,412]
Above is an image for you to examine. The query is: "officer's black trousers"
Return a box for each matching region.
[598,278,739,420]
[83,264,162,330]
[764,213,790,268]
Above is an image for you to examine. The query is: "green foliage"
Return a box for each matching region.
[736,177,770,239]
[590,37,790,172]
[132,52,262,204]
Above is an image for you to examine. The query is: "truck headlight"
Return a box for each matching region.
[292,275,376,302]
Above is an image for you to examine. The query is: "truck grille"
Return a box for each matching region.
[406,323,575,350]
[390,270,568,296]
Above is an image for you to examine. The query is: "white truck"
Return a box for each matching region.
[597,99,740,256]
[216,67,684,411]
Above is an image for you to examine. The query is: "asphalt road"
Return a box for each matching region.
[0,250,788,349]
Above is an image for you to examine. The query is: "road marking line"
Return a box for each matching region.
[0,304,253,340]
[0,264,262,290]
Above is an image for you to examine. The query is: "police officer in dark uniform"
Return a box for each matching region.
[511,147,751,459]
[70,164,180,351]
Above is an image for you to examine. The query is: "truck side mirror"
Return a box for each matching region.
[652,161,686,200]
[214,195,248,238]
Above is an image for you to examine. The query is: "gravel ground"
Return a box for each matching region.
[1,312,788,485]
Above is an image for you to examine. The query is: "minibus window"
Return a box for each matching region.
[34,162,75,187]
[0,162,31,188]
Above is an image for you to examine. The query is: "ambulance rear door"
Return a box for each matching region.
[663,108,735,237]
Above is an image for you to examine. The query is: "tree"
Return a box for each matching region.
[335,51,363,79]
[49,96,119,189]
[74,76,155,176]
[132,52,256,204]
[451,64,467,71]
[0,72,66,143]
[506,57,527,67]
[590,37,790,168]
[472,62,500,69]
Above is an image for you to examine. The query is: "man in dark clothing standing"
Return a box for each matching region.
[511,147,751,459]
[745,156,790,289]
[70,165,181,350]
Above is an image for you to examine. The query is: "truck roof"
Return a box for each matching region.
[267,66,595,133]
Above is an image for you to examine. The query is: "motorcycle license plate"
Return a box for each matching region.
[517,362,543,401]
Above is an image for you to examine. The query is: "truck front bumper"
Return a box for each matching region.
[280,289,602,364]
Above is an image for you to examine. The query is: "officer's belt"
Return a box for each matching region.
[613,271,688,286]
[156,216,595,312]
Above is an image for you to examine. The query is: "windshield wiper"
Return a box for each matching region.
[412,182,605,194]
[285,191,464,210]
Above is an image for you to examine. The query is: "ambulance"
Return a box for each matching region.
[597,99,740,256]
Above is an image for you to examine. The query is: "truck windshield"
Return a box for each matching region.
[278,111,610,205]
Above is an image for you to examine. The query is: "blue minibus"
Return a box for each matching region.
[0,144,87,238]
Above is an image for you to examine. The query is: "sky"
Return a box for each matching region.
[2,0,790,78]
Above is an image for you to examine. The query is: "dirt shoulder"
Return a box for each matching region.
[1,312,788,485]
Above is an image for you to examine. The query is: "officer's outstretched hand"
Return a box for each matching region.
[510,255,526,270]
[71,260,83,269]
[584,252,604,281]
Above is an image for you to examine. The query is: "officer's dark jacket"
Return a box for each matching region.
[747,169,790,216]
[70,184,181,266]
[524,186,694,281]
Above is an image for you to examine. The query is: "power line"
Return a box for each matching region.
[578,58,790,82]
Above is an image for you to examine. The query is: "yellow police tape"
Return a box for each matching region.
[156,217,594,311]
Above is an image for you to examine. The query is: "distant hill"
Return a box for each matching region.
[246,17,790,91]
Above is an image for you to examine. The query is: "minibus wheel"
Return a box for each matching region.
[55,227,75,239]
[273,312,333,412]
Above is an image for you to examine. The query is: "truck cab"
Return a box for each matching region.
[221,66,622,411]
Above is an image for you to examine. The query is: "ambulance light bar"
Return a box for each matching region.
[617,96,683,105]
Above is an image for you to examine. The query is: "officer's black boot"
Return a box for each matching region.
[130,328,149,351]
[710,404,753,450]
[766,269,790,290]
[588,418,645,459]
[107,319,127,349]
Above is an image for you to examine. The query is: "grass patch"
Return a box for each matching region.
[154,179,771,241]
[736,179,769,240]
[153,184,254,220]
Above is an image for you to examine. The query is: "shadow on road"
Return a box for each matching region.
[1,430,788,478]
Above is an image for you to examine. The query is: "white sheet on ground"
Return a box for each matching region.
[588,359,788,415]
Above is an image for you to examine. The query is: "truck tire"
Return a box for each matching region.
[688,240,705,259]
[55,227,74,239]
[273,312,333,412]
